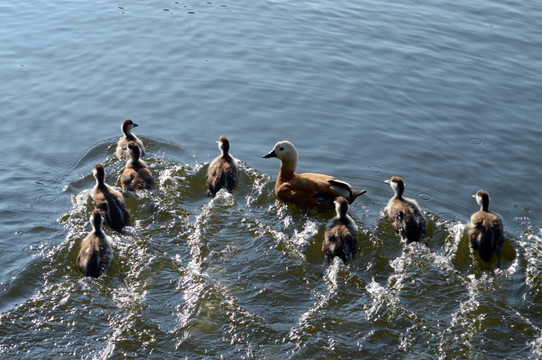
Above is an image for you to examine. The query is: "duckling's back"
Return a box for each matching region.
[207,157,238,196]
[469,211,504,262]
[77,236,113,278]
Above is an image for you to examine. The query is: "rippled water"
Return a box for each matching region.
[1,0,542,358]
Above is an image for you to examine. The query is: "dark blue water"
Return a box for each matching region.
[1,0,542,358]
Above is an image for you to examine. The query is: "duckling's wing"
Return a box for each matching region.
[406,200,427,238]
[121,169,136,190]
[139,168,155,189]
[99,238,114,273]
[489,213,505,249]
[403,210,424,242]
[106,198,129,232]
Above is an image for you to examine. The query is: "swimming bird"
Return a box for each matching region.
[384,176,426,243]
[262,140,366,209]
[469,189,505,268]
[116,119,146,159]
[206,136,239,196]
[121,141,155,191]
[91,163,130,232]
[323,196,358,265]
[77,209,114,278]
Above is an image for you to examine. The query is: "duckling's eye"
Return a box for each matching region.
[279,147,284,151]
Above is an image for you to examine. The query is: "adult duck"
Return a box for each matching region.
[263,140,366,209]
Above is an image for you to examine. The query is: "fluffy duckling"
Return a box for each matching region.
[121,141,155,191]
[116,119,146,159]
[262,140,366,209]
[469,189,505,268]
[77,209,114,278]
[92,163,130,232]
[384,176,426,243]
[206,136,239,196]
[323,197,358,264]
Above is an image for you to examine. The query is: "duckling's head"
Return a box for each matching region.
[89,209,104,232]
[218,136,230,156]
[334,196,349,218]
[93,163,106,184]
[262,140,298,162]
[121,119,138,134]
[123,141,142,160]
[473,189,490,211]
[385,176,405,197]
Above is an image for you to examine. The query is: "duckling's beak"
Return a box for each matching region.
[122,145,127,150]
[384,179,391,184]
[262,150,277,158]
[133,123,139,128]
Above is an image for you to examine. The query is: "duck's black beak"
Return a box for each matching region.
[133,123,139,127]
[262,150,277,158]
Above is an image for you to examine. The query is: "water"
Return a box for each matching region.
[1,0,541,358]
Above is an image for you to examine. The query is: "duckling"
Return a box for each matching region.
[92,163,130,232]
[469,189,505,268]
[121,141,155,191]
[384,176,426,243]
[77,209,114,278]
[323,197,358,264]
[116,119,146,159]
[206,136,239,196]
[262,140,366,209]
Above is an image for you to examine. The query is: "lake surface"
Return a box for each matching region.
[1,0,542,358]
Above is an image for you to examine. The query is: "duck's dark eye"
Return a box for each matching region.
[279,147,284,151]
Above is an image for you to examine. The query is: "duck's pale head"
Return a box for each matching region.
[262,140,298,162]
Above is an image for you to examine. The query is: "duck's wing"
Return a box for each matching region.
[327,179,367,197]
